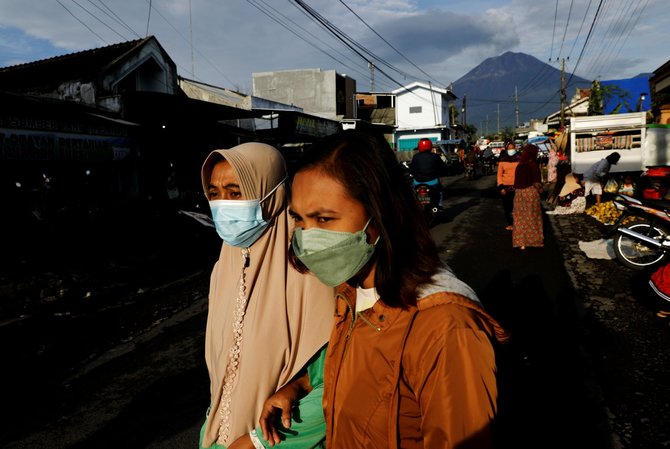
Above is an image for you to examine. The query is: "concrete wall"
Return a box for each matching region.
[253,69,339,119]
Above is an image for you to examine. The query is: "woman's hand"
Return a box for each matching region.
[259,371,312,446]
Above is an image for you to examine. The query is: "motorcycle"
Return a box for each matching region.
[414,182,441,226]
[464,161,476,180]
[609,194,670,270]
[399,160,441,226]
[480,156,494,176]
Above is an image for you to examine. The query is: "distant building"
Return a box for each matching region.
[391,82,458,151]
[252,68,356,121]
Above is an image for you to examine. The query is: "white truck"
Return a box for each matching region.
[569,111,670,174]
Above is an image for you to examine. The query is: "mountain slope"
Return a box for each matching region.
[452,51,591,133]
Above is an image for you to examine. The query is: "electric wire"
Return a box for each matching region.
[245,0,378,90]
[557,0,575,60]
[565,0,606,90]
[566,0,593,62]
[290,0,449,110]
[88,0,141,39]
[68,0,129,41]
[336,0,445,87]
[56,0,108,43]
[549,0,559,61]
[292,0,431,86]
[581,0,632,79]
[600,0,650,78]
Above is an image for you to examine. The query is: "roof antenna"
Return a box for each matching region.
[146,0,152,37]
[189,0,195,77]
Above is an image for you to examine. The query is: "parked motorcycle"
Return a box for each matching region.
[609,194,670,269]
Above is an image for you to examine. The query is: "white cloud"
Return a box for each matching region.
[0,0,666,92]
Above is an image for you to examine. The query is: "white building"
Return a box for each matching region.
[392,81,458,151]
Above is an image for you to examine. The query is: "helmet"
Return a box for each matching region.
[418,138,433,152]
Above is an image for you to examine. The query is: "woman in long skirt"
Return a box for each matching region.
[512,144,544,250]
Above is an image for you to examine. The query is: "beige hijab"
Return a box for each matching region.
[200,142,334,447]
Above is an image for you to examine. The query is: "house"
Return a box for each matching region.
[391,81,458,151]
[649,59,670,124]
[0,37,345,219]
[0,36,269,212]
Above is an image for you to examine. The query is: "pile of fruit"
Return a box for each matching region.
[584,201,636,225]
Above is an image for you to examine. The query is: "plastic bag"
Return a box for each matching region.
[604,178,619,193]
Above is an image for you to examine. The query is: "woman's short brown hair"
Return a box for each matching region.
[288,130,441,308]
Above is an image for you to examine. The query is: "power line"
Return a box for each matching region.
[88,0,141,39]
[558,0,575,59]
[565,0,606,88]
[56,0,108,43]
[336,0,444,87]
[69,0,129,41]
[246,0,378,89]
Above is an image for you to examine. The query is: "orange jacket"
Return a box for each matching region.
[497,160,519,188]
[323,280,508,449]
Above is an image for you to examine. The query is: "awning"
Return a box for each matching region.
[437,139,465,145]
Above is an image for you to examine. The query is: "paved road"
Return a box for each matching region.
[3,171,669,449]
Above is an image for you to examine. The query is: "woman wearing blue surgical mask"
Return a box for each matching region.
[259,131,508,449]
[198,142,334,449]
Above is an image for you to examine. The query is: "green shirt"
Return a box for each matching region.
[200,344,327,449]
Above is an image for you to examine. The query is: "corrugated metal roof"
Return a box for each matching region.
[0,37,151,92]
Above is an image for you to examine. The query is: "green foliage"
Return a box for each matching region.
[588,80,603,115]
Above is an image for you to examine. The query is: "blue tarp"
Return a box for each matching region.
[527,135,548,144]
[600,76,652,114]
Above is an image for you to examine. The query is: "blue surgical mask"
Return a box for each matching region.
[292,218,379,287]
[209,178,285,247]
[507,149,517,156]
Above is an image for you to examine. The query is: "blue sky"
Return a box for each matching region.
[0,0,667,97]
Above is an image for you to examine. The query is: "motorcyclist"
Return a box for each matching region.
[409,138,449,206]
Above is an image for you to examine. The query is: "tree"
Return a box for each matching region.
[449,103,459,125]
[588,80,603,115]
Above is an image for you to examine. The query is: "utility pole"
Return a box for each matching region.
[368,62,375,91]
[486,114,489,136]
[560,58,566,129]
[462,95,467,127]
[496,104,500,135]
[515,86,519,128]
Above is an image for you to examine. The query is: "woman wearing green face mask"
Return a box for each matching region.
[259,130,509,449]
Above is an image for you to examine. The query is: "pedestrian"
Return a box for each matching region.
[259,130,508,448]
[583,152,621,205]
[545,171,586,215]
[199,142,334,449]
[546,141,559,200]
[618,174,637,197]
[512,143,544,250]
[497,140,521,230]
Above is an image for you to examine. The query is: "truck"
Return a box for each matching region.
[569,111,670,175]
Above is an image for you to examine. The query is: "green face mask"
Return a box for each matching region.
[292,218,378,287]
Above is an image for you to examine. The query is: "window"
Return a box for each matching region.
[409,106,422,114]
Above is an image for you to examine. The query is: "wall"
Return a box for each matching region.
[253,69,339,120]
[395,87,444,129]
